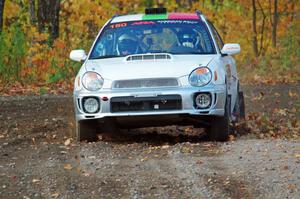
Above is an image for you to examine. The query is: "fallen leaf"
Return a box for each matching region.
[64,164,72,170]
[51,193,59,198]
[32,179,40,183]
[162,145,170,149]
[196,160,204,165]
[140,157,148,162]
[288,90,298,98]
[274,92,281,97]
[229,135,236,141]
[276,109,287,116]
[84,172,92,177]
[64,138,71,146]
[203,143,213,148]
[287,184,295,189]
[181,146,192,153]
[283,166,289,170]
[184,127,192,132]
[97,135,103,140]
[224,180,230,185]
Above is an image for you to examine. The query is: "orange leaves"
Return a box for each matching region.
[1,0,299,90]
[53,39,66,50]
[246,109,300,139]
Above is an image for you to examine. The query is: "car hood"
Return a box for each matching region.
[85,55,215,80]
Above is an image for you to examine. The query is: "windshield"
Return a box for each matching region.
[90,20,216,59]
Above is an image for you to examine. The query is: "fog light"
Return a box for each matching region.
[83,97,99,113]
[195,93,211,109]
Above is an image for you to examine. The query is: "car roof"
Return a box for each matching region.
[111,13,200,23]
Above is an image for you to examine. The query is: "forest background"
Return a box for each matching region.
[0,0,299,94]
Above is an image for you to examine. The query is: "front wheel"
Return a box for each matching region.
[209,97,230,141]
[209,116,229,141]
[75,119,119,142]
[75,120,98,142]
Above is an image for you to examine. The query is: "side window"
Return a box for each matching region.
[207,21,224,51]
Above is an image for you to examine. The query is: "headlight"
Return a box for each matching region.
[189,67,212,87]
[82,72,104,91]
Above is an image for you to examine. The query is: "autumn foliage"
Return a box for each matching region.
[0,0,299,93]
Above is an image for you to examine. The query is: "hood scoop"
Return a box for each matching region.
[126,53,172,61]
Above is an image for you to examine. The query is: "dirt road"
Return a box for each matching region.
[0,85,299,199]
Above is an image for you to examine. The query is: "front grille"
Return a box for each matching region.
[110,95,182,113]
[113,78,179,89]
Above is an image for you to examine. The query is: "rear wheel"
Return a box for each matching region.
[209,96,230,141]
[238,91,246,120]
[233,83,246,122]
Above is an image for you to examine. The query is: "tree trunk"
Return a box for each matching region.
[29,0,36,25]
[37,0,60,41]
[257,0,266,56]
[272,0,278,48]
[252,0,259,57]
[50,0,60,40]
[0,0,5,33]
[37,0,47,33]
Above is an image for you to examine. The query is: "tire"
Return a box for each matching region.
[75,120,98,142]
[99,119,119,135]
[209,96,230,141]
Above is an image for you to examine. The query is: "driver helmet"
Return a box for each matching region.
[179,30,198,48]
[117,33,139,55]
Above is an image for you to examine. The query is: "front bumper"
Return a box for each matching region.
[74,84,226,121]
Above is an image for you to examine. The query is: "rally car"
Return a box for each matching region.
[70,8,245,141]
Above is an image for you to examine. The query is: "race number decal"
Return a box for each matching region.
[110,23,127,29]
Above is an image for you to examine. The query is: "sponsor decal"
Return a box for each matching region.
[156,20,198,24]
[109,19,199,29]
[168,13,199,20]
[142,14,168,20]
[132,21,155,25]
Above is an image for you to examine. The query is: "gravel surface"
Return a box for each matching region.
[0,84,299,199]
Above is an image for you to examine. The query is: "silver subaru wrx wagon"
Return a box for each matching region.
[70,8,245,141]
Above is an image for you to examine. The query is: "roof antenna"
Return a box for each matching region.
[196,10,202,15]
[145,8,167,15]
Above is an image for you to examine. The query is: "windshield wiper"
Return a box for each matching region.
[90,55,123,59]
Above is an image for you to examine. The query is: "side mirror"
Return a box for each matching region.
[70,49,87,62]
[221,44,241,56]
